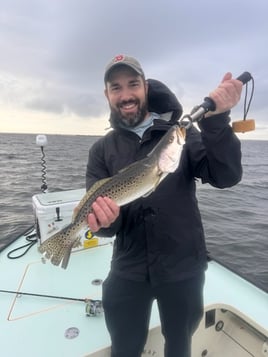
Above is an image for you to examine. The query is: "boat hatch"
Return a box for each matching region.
[85,305,268,357]
[193,306,268,357]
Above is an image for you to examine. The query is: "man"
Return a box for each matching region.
[86,54,243,357]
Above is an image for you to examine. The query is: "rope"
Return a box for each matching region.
[243,77,255,120]
[7,228,37,259]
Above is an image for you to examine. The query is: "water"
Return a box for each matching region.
[0,133,267,291]
[196,139,268,291]
[0,133,100,250]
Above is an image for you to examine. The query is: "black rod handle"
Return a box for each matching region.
[202,71,253,112]
[179,71,254,127]
[236,71,252,85]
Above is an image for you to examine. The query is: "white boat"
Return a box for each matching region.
[1,186,267,357]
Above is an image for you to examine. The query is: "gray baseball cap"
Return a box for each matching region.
[104,54,145,82]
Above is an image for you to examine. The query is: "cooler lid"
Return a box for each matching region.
[32,189,85,207]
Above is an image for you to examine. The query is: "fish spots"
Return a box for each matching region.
[38,125,184,269]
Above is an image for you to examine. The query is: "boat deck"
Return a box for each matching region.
[1,232,267,357]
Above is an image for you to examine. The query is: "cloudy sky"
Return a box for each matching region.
[0,0,267,139]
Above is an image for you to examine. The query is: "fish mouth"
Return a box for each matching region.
[177,127,186,142]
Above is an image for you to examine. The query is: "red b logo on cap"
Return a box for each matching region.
[114,54,124,63]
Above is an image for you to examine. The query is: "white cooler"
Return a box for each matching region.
[32,188,113,251]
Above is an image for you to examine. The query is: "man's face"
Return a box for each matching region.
[105,66,149,128]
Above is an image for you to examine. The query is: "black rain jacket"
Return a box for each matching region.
[86,79,242,286]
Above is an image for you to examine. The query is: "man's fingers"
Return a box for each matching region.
[87,213,100,232]
[103,196,120,216]
[87,196,120,232]
[221,72,232,83]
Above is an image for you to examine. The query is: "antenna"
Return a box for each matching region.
[36,135,48,193]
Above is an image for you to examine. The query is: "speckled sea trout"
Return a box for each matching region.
[38,125,185,269]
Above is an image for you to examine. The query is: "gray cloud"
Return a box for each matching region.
[0,0,267,128]
[25,83,107,117]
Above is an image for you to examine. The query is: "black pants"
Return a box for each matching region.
[102,272,205,357]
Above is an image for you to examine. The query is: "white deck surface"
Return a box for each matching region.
[1,234,267,357]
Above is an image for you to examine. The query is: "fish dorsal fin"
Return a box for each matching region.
[117,157,150,174]
[117,165,130,174]
[72,177,111,221]
[117,161,140,174]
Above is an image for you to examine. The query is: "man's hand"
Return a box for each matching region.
[87,196,120,232]
[205,72,243,117]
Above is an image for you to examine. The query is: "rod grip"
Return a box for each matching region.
[203,71,253,112]
[236,71,252,85]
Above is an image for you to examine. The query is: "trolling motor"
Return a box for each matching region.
[179,71,255,133]
[36,134,48,193]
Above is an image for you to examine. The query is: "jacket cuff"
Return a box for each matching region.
[198,111,231,132]
[95,215,122,238]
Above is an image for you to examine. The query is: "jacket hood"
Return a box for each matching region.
[109,78,183,129]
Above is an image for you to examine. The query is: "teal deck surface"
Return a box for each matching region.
[1,234,267,357]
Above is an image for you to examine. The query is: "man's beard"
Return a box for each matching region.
[109,99,148,128]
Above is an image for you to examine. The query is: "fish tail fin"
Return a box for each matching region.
[38,224,79,269]
[60,236,81,269]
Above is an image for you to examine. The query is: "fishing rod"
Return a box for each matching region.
[0,288,103,316]
[178,71,255,133]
